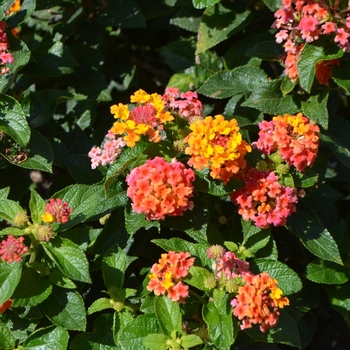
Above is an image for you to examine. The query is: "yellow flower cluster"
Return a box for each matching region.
[185,115,251,183]
[110,89,174,147]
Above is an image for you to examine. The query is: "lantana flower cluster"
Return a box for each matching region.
[231,272,290,332]
[162,87,203,121]
[0,235,28,263]
[273,0,349,83]
[254,113,320,172]
[110,89,174,147]
[231,169,298,229]
[126,157,195,220]
[146,251,195,302]
[185,114,251,184]
[206,245,289,332]
[42,198,73,224]
[0,21,14,76]
[88,130,126,169]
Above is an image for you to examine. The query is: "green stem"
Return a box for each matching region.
[189,289,207,304]
[28,234,38,264]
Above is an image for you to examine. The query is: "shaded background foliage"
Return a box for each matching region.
[0,0,350,349]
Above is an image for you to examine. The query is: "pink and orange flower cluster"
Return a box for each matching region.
[231,169,298,229]
[126,157,195,220]
[207,246,289,332]
[41,198,73,224]
[146,251,195,302]
[0,21,14,76]
[0,235,28,263]
[254,113,320,172]
[273,0,349,83]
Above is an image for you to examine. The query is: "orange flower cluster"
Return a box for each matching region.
[126,157,195,221]
[231,272,289,332]
[110,89,174,147]
[254,113,320,172]
[147,251,195,302]
[185,115,251,184]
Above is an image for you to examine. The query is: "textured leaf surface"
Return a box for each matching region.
[154,296,182,336]
[41,286,86,331]
[286,202,342,265]
[0,261,21,304]
[306,258,349,285]
[12,267,52,307]
[196,4,251,54]
[250,259,302,295]
[22,325,69,350]
[44,237,91,283]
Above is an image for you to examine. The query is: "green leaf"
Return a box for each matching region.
[96,0,146,28]
[262,0,282,11]
[53,184,105,230]
[41,286,86,331]
[325,282,350,325]
[102,245,127,290]
[198,66,268,99]
[118,313,160,350]
[241,78,300,114]
[320,116,350,169]
[87,298,113,315]
[48,268,76,289]
[113,311,134,345]
[202,289,236,350]
[13,129,53,173]
[244,230,271,254]
[249,259,302,295]
[0,321,15,350]
[286,202,343,265]
[154,296,182,336]
[0,94,30,147]
[124,206,160,235]
[196,4,252,54]
[301,90,329,129]
[184,266,213,291]
[152,238,211,267]
[22,325,69,350]
[12,267,52,307]
[142,334,169,350]
[245,309,301,348]
[0,190,25,225]
[70,313,116,350]
[332,61,350,93]
[0,261,21,304]
[192,0,221,9]
[24,41,79,77]
[297,41,343,93]
[181,334,203,348]
[43,237,91,283]
[281,76,296,96]
[158,39,195,72]
[242,219,261,241]
[29,189,45,224]
[24,90,80,128]
[246,41,285,61]
[306,258,349,285]
[303,184,341,211]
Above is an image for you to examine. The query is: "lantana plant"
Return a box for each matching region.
[0,0,350,349]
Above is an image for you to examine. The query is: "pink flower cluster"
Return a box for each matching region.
[207,246,250,280]
[0,235,28,263]
[147,251,195,302]
[0,21,14,75]
[162,87,203,121]
[273,0,350,82]
[88,130,126,169]
[126,157,195,220]
[254,113,320,172]
[41,198,73,224]
[231,169,298,229]
[231,272,289,332]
